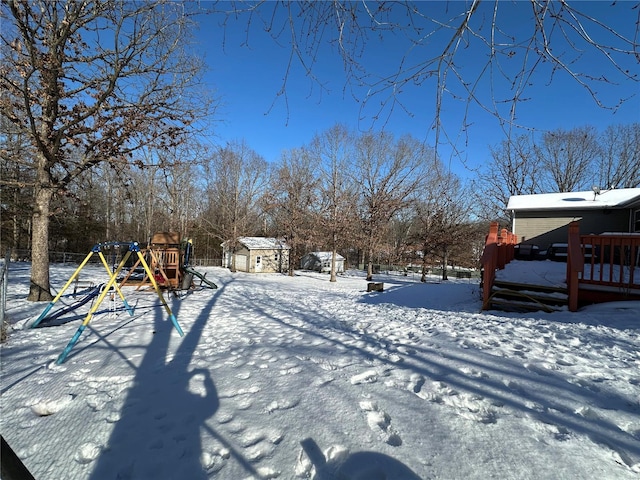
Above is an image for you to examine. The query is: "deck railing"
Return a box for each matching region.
[567,220,640,310]
[480,222,517,309]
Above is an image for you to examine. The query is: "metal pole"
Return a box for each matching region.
[56,249,133,364]
[0,250,10,329]
[31,248,96,328]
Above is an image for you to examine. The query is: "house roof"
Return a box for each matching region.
[507,188,640,212]
[306,251,345,261]
[237,237,290,250]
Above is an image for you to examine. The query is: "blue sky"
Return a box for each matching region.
[194,1,639,180]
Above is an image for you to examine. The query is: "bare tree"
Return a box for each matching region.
[309,124,358,282]
[264,148,320,276]
[215,2,638,154]
[597,123,640,189]
[387,210,416,270]
[204,140,268,271]
[0,114,34,258]
[155,145,206,239]
[1,0,210,300]
[475,134,541,223]
[413,162,471,281]
[536,126,599,192]
[352,132,432,280]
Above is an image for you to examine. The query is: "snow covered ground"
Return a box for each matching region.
[1,261,639,479]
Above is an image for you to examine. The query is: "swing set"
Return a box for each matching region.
[32,241,185,364]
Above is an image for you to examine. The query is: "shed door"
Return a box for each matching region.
[235,254,247,272]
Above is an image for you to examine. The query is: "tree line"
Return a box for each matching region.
[476,123,640,222]
[1,123,486,283]
[5,118,637,287]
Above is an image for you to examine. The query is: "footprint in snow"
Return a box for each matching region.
[524,362,558,376]
[279,365,303,376]
[105,410,121,423]
[200,450,228,474]
[86,393,111,412]
[532,421,572,442]
[236,396,254,410]
[219,385,261,399]
[216,411,234,424]
[265,398,299,413]
[30,394,75,416]
[443,393,498,424]
[359,400,402,446]
[350,369,378,385]
[74,442,102,464]
[411,378,498,424]
[503,379,526,394]
[239,430,266,448]
[459,366,489,379]
[312,375,334,387]
[408,373,425,394]
[408,375,442,402]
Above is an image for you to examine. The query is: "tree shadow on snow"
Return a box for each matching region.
[358,280,482,313]
[242,291,640,474]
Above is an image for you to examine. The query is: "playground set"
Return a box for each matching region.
[31,233,217,364]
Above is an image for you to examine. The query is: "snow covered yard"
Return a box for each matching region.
[1,262,639,479]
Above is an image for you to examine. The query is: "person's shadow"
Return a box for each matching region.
[89,290,220,480]
[301,438,422,480]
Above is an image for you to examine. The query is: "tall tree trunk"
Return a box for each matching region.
[28,183,53,301]
[420,245,429,283]
[441,247,449,281]
[11,182,19,261]
[288,243,296,277]
[230,247,237,272]
[330,244,337,283]
[230,224,237,272]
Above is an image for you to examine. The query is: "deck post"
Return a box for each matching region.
[480,222,499,309]
[497,229,505,269]
[567,221,583,312]
[507,231,517,262]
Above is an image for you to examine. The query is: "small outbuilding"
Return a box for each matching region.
[301,251,345,273]
[221,237,290,273]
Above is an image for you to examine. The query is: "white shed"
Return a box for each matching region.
[301,251,345,273]
[221,237,290,273]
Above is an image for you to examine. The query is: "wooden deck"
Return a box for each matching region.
[568,223,640,308]
[481,221,640,312]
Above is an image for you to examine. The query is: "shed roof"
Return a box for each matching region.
[238,237,290,250]
[306,251,345,261]
[507,188,640,212]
